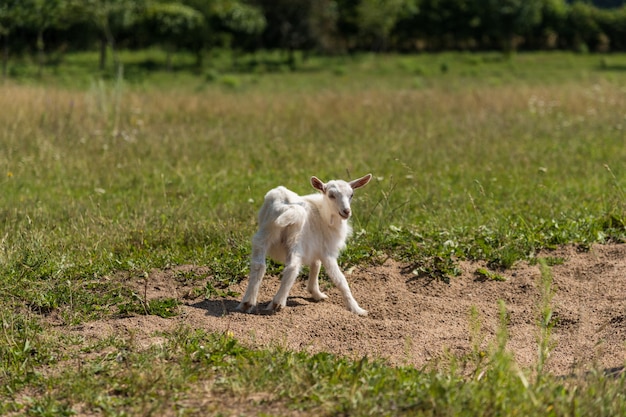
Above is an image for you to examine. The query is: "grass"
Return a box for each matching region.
[5,325,626,416]
[1,50,626,415]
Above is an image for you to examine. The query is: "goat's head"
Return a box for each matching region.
[310,174,372,220]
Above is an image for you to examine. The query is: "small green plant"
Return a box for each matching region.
[535,259,556,381]
[332,66,347,76]
[205,68,220,82]
[0,308,56,395]
[117,296,180,318]
[475,267,506,282]
[204,282,239,299]
[413,255,460,283]
[219,75,240,89]
[147,298,180,318]
[468,306,488,375]
[530,256,565,266]
[174,269,205,283]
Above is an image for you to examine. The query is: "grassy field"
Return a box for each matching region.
[1,51,626,415]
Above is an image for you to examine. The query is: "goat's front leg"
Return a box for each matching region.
[267,255,302,312]
[323,258,367,316]
[306,260,328,301]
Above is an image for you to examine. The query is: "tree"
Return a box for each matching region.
[174,0,265,68]
[20,0,73,76]
[252,0,338,69]
[72,0,145,71]
[176,0,218,67]
[0,0,23,77]
[212,0,266,49]
[596,5,626,51]
[566,1,603,51]
[479,0,544,53]
[356,0,417,51]
[538,0,569,48]
[391,0,485,51]
[144,1,204,70]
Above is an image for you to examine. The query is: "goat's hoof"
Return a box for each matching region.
[236,302,256,314]
[265,301,284,313]
[311,292,328,301]
[351,307,368,316]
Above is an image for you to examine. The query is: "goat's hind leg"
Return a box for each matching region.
[306,260,328,301]
[237,238,267,314]
[267,254,302,312]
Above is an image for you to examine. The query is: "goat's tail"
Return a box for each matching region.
[275,205,306,229]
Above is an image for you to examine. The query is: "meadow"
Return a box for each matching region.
[1,51,626,415]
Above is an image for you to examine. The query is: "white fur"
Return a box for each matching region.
[237,174,372,316]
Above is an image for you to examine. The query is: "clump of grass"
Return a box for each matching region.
[219,74,241,89]
[535,259,556,381]
[0,308,57,398]
[475,267,506,282]
[531,256,565,266]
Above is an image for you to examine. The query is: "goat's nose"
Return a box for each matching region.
[342,208,351,217]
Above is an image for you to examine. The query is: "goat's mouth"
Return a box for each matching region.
[339,212,350,220]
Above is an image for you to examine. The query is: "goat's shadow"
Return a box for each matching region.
[189,297,308,318]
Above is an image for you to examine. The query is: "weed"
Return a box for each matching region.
[535,259,556,381]
[474,267,506,282]
[117,296,180,318]
[204,281,239,299]
[0,309,55,396]
[219,75,241,89]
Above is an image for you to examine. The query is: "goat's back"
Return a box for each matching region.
[258,186,307,229]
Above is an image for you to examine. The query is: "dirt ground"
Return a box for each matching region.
[68,244,626,376]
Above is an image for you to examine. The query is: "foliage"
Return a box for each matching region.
[144,1,204,68]
[213,0,266,35]
[251,0,340,68]
[15,0,73,75]
[5,0,626,77]
[356,0,418,50]
[0,0,19,36]
[69,0,147,69]
[145,1,204,36]
[479,0,545,52]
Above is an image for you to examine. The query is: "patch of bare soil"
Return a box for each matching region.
[66,244,626,375]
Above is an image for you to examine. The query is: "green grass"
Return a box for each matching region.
[8,48,626,90]
[5,324,626,416]
[1,50,626,415]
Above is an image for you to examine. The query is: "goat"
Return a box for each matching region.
[237,173,372,316]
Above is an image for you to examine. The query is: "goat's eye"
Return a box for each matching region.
[349,194,354,201]
[329,193,336,200]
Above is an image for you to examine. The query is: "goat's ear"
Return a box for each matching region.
[311,176,326,193]
[349,173,372,190]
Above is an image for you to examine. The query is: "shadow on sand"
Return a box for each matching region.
[189,297,309,317]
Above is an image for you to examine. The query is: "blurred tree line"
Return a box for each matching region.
[1,0,626,76]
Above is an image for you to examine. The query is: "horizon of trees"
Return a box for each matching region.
[2,0,626,77]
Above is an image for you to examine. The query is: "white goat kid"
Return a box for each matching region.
[237,173,372,316]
